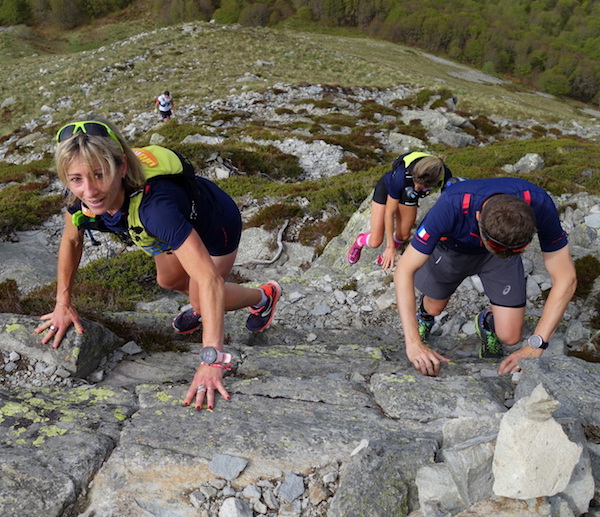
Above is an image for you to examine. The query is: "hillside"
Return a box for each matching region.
[1,15,598,139]
[2,0,599,105]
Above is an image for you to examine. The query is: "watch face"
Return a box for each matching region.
[201,347,217,364]
[528,335,543,348]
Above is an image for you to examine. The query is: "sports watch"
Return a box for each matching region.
[200,346,231,365]
[527,334,549,350]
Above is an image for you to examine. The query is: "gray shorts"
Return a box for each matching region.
[414,245,526,308]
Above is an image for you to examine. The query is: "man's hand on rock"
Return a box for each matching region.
[407,340,450,376]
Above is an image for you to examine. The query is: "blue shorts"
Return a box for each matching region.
[414,245,526,308]
[196,178,241,257]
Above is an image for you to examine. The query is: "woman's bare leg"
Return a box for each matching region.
[155,249,262,311]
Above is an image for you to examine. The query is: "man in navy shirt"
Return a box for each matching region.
[394,177,576,376]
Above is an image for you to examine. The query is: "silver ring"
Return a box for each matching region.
[49,325,57,331]
[197,385,206,393]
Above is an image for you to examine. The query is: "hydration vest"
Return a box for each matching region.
[391,152,449,203]
[71,146,199,255]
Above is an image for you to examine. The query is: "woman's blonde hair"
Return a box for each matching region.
[55,117,146,205]
[412,155,446,189]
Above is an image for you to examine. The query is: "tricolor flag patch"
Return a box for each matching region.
[417,226,430,241]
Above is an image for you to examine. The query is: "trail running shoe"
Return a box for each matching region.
[347,233,367,264]
[172,307,202,334]
[246,281,282,332]
[417,312,434,342]
[475,310,503,358]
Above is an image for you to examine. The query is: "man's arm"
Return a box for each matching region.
[394,245,450,376]
[499,245,576,374]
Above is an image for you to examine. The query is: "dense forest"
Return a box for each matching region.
[1,0,599,105]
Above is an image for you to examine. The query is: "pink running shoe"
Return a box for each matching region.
[347,233,367,264]
[246,281,282,332]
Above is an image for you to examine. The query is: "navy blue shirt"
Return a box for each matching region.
[70,177,223,251]
[412,178,568,255]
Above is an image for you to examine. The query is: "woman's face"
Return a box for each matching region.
[65,155,126,215]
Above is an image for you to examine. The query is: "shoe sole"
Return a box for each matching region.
[247,281,281,333]
[172,315,202,335]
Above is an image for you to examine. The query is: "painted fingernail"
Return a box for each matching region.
[195,405,201,410]
[226,396,231,400]
[208,405,213,410]
[183,402,190,406]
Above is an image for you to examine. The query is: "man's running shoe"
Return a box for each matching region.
[347,233,367,264]
[172,308,202,334]
[475,310,503,358]
[246,281,281,332]
[417,312,434,342]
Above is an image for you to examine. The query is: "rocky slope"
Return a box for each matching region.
[1,30,600,517]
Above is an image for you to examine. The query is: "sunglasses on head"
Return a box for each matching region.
[480,226,531,253]
[56,121,122,149]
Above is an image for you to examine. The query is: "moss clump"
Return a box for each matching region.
[0,279,21,313]
[359,100,400,121]
[246,203,303,230]
[0,182,64,236]
[470,115,501,135]
[312,113,358,127]
[22,250,161,316]
[155,122,214,141]
[573,255,600,299]
[298,213,348,253]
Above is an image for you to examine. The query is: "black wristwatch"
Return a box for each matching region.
[200,346,231,365]
[527,334,549,350]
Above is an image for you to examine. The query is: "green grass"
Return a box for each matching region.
[1,20,597,137]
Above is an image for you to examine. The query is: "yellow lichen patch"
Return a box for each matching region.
[387,374,417,383]
[155,391,173,403]
[5,323,25,333]
[239,378,260,385]
[1,401,45,422]
[58,408,86,422]
[33,436,45,446]
[113,408,128,421]
[39,425,68,437]
[27,397,58,410]
[61,387,117,405]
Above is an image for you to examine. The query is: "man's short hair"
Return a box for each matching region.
[480,194,537,258]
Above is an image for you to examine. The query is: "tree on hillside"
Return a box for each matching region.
[0,0,31,25]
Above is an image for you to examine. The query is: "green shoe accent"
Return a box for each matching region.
[417,313,434,342]
[475,310,502,358]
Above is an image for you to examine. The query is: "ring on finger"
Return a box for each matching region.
[49,324,57,331]
[197,385,206,393]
